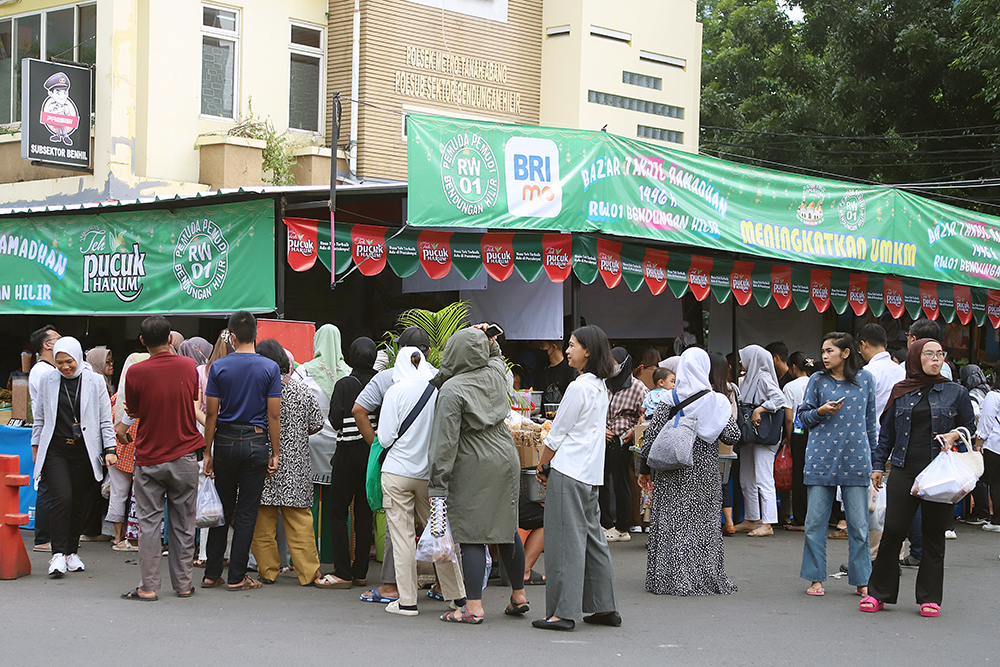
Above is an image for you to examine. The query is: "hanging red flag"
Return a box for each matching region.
[883,277,904,318]
[687,255,712,301]
[770,265,792,309]
[596,238,623,289]
[810,269,831,313]
[350,224,388,276]
[919,281,940,320]
[417,230,453,279]
[730,261,753,306]
[988,290,1000,329]
[848,273,868,316]
[643,248,669,295]
[542,233,573,283]
[954,285,973,325]
[481,233,515,281]
[284,217,319,272]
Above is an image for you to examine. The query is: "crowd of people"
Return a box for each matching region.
[22,311,999,625]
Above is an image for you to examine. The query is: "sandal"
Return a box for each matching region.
[361,589,398,603]
[859,596,883,613]
[440,607,484,624]
[201,577,224,588]
[314,574,352,589]
[279,564,295,574]
[112,540,138,552]
[504,596,530,616]
[806,584,825,596]
[121,587,158,601]
[920,603,940,617]
[193,559,207,568]
[524,569,546,586]
[176,588,196,598]
[227,576,262,591]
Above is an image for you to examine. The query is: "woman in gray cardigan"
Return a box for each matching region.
[31,336,116,578]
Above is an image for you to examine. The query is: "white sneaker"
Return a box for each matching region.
[385,600,418,616]
[983,523,1000,533]
[944,530,957,540]
[48,553,67,578]
[66,553,85,572]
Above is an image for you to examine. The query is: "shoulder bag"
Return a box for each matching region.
[645,389,710,472]
[365,383,435,511]
[737,402,783,447]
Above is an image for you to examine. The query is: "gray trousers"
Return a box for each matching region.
[544,469,618,620]
[134,454,199,593]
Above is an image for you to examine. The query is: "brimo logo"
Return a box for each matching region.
[505,136,562,218]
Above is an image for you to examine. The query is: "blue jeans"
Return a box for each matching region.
[205,424,270,585]
[801,485,871,587]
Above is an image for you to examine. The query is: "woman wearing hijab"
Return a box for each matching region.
[377,347,466,615]
[31,337,117,577]
[199,330,236,414]
[798,332,877,597]
[107,352,150,551]
[324,336,377,587]
[862,339,974,617]
[298,324,351,488]
[733,344,787,537]
[179,337,213,368]
[600,348,648,542]
[85,347,114,397]
[429,326,528,625]
[638,347,741,596]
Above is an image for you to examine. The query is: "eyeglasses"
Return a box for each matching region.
[921,350,947,360]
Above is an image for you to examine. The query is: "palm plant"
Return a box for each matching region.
[381,301,470,368]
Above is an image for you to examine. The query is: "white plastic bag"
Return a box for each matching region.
[911,450,979,504]
[196,477,225,528]
[100,472,112,500]
[870,483,887,532]
[415,518,458,564]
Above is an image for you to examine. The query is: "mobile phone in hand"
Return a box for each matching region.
[484,324,504,339]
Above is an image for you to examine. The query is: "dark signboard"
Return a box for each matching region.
[20,58,92,169]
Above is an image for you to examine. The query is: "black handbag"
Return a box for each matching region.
[736,402,782,447]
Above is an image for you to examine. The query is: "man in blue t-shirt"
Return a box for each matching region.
[202,311,282,591]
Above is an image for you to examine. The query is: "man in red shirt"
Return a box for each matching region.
[117,316,204,601]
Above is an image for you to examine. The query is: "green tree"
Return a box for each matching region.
[698,0,1000,209]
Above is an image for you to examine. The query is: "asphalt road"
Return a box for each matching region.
[1,522,998,667]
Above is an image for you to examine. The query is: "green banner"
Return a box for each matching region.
[1,200,274,315]
[407,114,1000,291]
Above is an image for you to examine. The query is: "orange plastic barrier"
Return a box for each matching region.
[0,454,31,579]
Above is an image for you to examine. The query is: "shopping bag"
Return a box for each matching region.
[870,483,887,532]
[774,442,793,492]
[195,477,225,528]
[365,436,386,511]
[910,450,979,504]
[415,517,458,564]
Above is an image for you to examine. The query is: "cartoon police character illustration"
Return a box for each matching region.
[40,72,79,146]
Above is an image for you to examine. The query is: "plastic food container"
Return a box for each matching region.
[520,469,546,502]
[543,403,560,419]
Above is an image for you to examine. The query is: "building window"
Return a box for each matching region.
[288,23,323,132]
[638,124,683,145]
[623,71,661,91]
[0,3,96,125]
[588,90,684,120]
[639,50,686,70]
[201,4,239,119]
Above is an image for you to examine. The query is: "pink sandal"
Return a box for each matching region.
[919,603,940,617]
[859,595,883,612]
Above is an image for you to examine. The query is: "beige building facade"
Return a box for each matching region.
[0,0,701,204]
[539,0,702,152]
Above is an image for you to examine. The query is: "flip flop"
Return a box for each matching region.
[201,577,224,589]
[806,585,825,596]
[361,589,398,603]
[920,603,940,617]
[227,576,262,591]
[859,596,883,612]
[121,587,158,601]
[176,589,196,598]
[440,607,484,624]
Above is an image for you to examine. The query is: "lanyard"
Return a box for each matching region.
[62,377,81,424]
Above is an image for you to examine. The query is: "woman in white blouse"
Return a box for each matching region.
[533,325,620,632]
[975,360,1000,533]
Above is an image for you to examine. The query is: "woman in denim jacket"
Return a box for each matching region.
[861,338,974,618]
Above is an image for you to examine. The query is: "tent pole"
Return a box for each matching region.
[571,273,581,332]
[276,196,286,319]
[731,294,738,358]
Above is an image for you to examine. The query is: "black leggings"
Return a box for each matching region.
[461,534,525,601]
